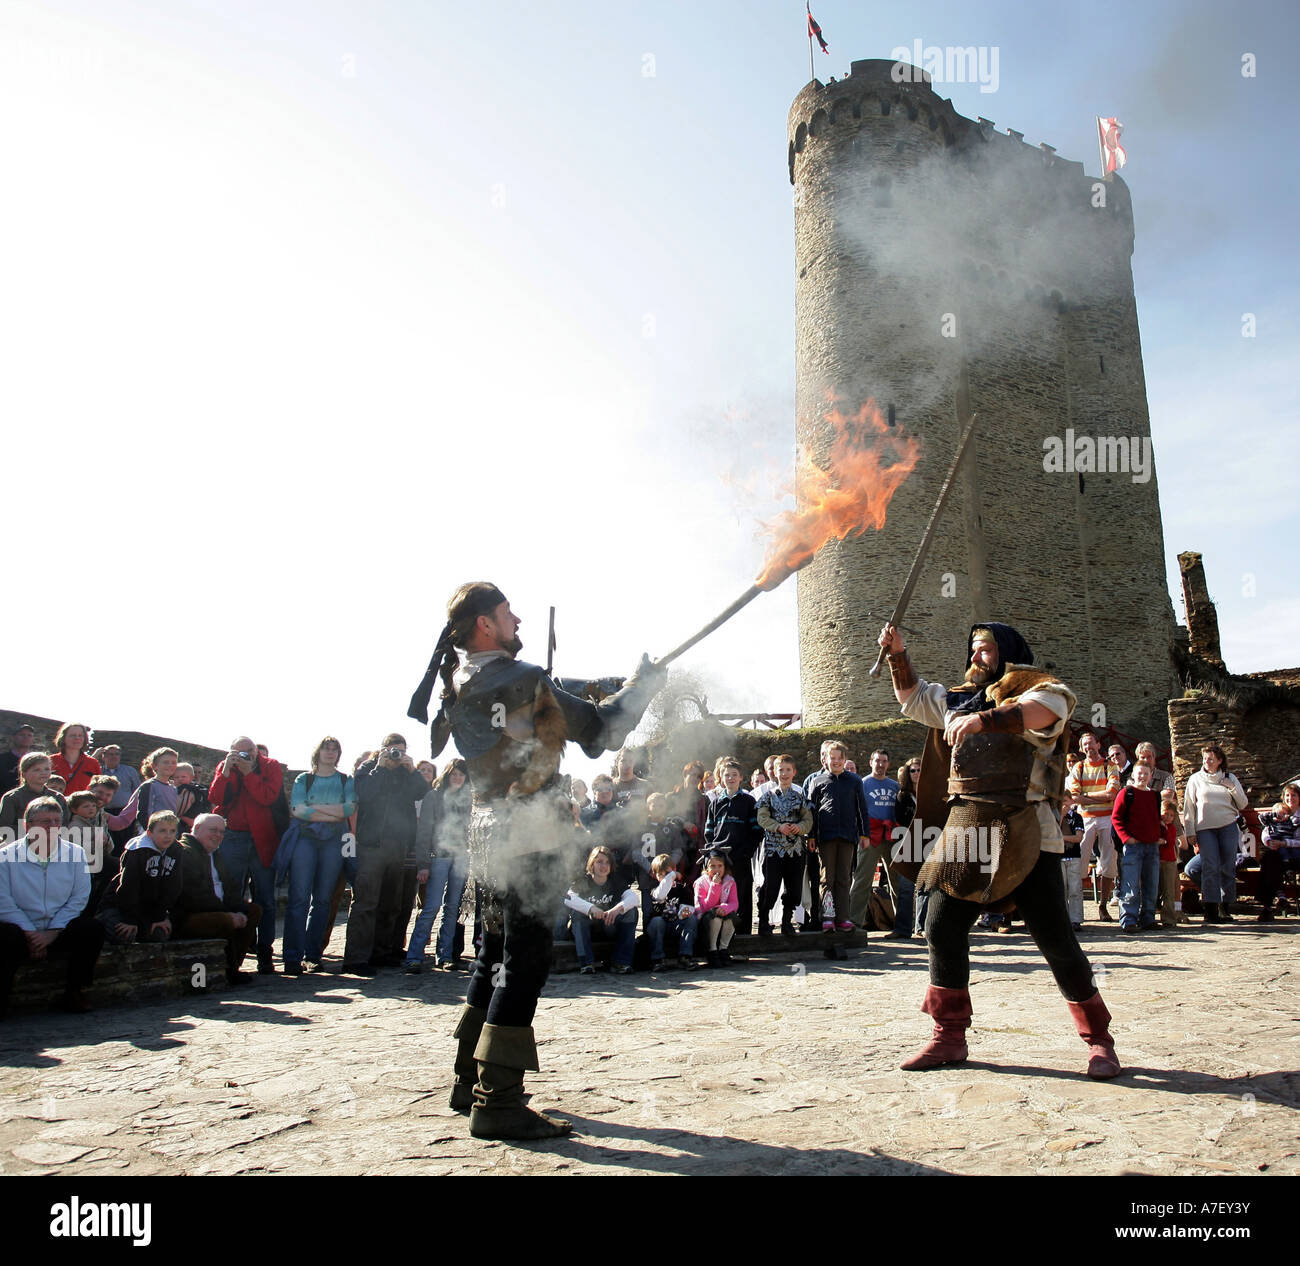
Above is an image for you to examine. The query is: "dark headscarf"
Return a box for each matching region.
[944,621,1033,715]
[407,582,509,724]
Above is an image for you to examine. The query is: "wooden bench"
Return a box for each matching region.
[6,938,229,1015]
[551,927,872,973]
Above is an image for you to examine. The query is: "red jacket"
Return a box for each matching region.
[210,757,284,866]
[52,753,101,795]
[1111,786,1163,846]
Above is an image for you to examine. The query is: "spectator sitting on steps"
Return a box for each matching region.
[0,797,105,1017]
[172,813,263,981]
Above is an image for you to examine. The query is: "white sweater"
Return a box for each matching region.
[1183,770,1247,837]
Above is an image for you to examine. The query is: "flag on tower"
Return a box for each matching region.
[807,4,829,53]
[1096,116,1126,174]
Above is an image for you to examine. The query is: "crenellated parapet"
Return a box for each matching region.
[787,58,1135,291]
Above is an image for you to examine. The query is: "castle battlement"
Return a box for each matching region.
[787,58,1132,243]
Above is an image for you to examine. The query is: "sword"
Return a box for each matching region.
[868,411,981,679]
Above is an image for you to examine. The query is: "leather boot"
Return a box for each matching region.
[900,985,971,1070]
[1203,902,1222,924]
[448,1004,486,1114]
[1066,991,1122,1079]
[1096,878,1114,922]
[469,1024,571,1140]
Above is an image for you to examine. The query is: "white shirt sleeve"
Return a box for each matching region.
[899,679,950,730]
[1017,688,1069,740]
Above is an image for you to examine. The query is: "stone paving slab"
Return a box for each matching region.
[0,920,1297,1176]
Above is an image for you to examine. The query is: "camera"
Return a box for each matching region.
[233,750,253,761]
[384,747,404,760]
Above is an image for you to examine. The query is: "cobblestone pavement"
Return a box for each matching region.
[1,921,1297,1176]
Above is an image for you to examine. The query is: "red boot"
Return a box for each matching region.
[900,985,971,1070]
[1066,992,1122,1079]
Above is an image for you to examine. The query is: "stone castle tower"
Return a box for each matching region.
[789,58,1178,739]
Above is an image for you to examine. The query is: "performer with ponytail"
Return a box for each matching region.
[409,582,664,1139]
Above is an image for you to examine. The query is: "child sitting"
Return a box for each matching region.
[95,809,183,944]
[694,849,742,968]
[621,793,688,917]
[646,853,698,972]
[0,753,68,832]
[66,791,111,899]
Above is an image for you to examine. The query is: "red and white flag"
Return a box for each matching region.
[807,3,829,53]
[1097,116,1126,174]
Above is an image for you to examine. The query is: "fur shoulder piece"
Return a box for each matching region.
[989,665,1070,706]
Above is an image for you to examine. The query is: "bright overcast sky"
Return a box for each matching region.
[4,0,1296,782]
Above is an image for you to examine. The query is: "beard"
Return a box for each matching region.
[500,633,523,656]
[964,662,997,687]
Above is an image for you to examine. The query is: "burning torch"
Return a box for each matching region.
[654,398,947,670]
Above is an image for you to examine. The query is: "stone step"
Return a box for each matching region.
[7,938,229,1014]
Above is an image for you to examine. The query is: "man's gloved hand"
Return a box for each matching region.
[626,653,668,696]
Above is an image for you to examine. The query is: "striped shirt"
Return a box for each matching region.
[1066,759,1121,819]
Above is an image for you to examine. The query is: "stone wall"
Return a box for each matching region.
[788,58,1177,740]
[1168,691,1300,808]
[0,708,299,795]
[8,939,229,1013]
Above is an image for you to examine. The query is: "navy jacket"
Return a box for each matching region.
[805,769,870,844]
[704,790,763,863]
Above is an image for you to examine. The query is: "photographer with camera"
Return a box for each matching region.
[209,736,285,974]
[340,733,429,975]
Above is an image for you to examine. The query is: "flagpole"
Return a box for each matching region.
[1095,117,1107,180]
[807,4,814,82]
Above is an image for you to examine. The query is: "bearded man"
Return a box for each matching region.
[879,620,1122,1079]
[409,582,664,1139]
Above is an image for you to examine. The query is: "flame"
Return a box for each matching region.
[754,397,921,591]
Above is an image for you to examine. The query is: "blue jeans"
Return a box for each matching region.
[218,829,276,955]
[1119,841,1160,929]
[647,913,697,959]
[568,909,637,966]
[283,829,347,964]
[1190,826,1239,904]
[405,855,467,963]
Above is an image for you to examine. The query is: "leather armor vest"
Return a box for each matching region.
[448,658,560,803]
[947,730,1036,801]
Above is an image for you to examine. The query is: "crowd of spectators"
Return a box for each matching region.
[1,717,1297,1016]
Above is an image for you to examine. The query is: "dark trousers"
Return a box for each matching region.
[731,860,754,935]
[806,849,822,918]
[759,851,805,924]
[1257,848,1284,910]
[925,850,1096,1000]
[0,914,105,1013]
[175,903,262,973]
[385,866,420,959]
[465,850,569,1029]
[343,839,405,966]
